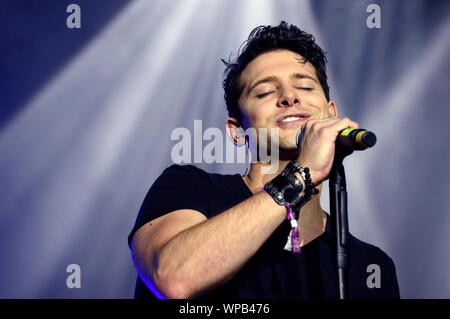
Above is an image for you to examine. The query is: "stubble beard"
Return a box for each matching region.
[256,132,299,162]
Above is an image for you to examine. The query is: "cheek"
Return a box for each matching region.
[241,116,251,130]
[240,102,269,128]
[254,109,274,128]
[304,94,329,113]
[237,100,251,129]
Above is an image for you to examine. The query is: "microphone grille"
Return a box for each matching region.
[362,132,377,148]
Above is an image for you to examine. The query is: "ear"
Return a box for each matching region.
[328,100,338,117]
[225,118,246,146]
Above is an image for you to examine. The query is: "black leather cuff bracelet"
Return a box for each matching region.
[263,161,319,213]
[263,161,303,207]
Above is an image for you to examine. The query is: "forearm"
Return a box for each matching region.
[154,191,286,298]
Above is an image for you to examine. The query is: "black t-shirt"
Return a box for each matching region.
[128,164,400,299]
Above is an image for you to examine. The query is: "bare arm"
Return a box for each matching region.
[131,116,359,299]
[131,191,285,299]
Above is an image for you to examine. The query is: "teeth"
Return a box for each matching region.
[282,116,301,122]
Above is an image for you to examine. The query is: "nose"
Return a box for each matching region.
[277,87,300,108]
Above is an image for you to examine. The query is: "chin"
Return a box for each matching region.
[277,142,298,159]
[278,138,297,150]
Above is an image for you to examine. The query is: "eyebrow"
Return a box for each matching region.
[246,73,319,95]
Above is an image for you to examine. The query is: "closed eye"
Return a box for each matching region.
[256,91,274,98]
[295,87,313,91]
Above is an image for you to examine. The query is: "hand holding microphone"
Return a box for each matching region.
[294,117,375,185]
[297,127,376,151]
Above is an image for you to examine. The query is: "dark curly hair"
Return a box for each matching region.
[222,21,330,124]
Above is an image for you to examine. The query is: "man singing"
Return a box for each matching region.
[128,21,400,299]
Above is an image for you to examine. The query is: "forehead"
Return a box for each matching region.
[239,49,318,89]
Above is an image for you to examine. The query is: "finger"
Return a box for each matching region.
[301,116,343,132]
[336,117,359,129]
[303,117,359,140]
[325,117,360,137]
[313,117,359,130]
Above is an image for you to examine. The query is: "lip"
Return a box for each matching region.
[276,113,311,127]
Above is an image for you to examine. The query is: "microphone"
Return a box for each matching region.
[296,128,377,150]
[336,128,376,150]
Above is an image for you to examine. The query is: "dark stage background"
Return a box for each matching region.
[0,0,449,298]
